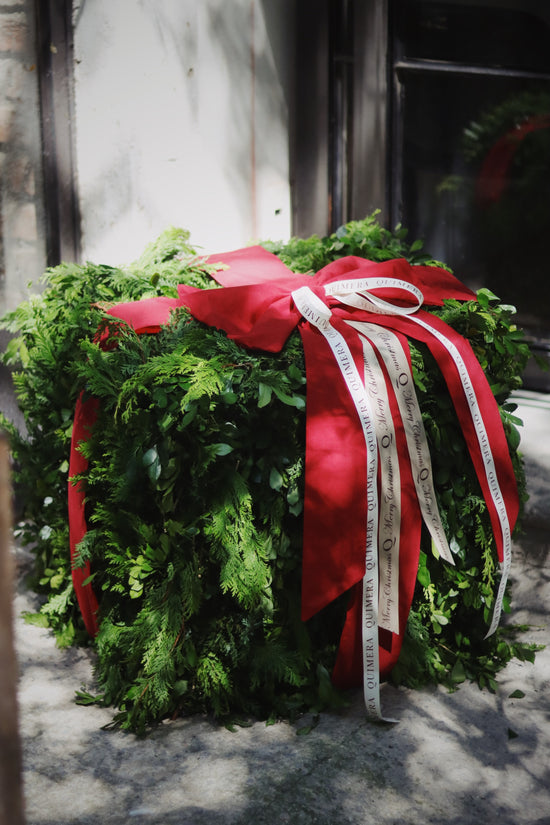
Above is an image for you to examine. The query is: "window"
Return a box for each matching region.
[389,1,550,385]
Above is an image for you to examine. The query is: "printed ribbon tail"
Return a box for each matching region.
[293,285,413,722]
[382,310,519,635]
[331,583,363,688]
[349,321,454,567]
[332,493,422,688]
[331,449,423,691]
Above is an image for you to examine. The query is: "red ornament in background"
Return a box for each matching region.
[68,246,518,712]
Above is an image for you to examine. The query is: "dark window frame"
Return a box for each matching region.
[293,0,550,386]
[292,0,391,238]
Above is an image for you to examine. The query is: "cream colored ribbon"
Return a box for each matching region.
[292,275,511,721]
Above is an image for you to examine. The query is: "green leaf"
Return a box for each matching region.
[451,660,466,684]
[509,689,525,699]
[173,680,189,697]
[180,406,198,427]
[148,458,161,483]
[23,611,50,628]
[214,443,234,456]
[258,382,272,408]
[75,689,104,707]
[19,340,29,368]
[272,386,306,409]
[288,364,305,384]
[269,467,283,491]
[286,486,300,506]
[417,553,431,587]
[142,447,158,467]
[477,287,500,308]
[153,388,168,408]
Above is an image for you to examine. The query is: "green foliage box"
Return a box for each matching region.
[1,215,537,734]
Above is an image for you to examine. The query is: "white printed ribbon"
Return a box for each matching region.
[292,275,511,721]
[324,277,424,316]
[291,285,391,721]
[356,333,401,634]
[407,314,512,637]
[329,280,454,640]
[330,278,511,635]
[347,322,454,568]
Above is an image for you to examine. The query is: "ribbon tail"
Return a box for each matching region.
[331,421,422,688]
[331,583,363,688]
[68,392,100,638]
[378,368,423,677]
[383,311,519,635]
[298,303,423,702]
[415,313,519,557]
[298,321,371,620]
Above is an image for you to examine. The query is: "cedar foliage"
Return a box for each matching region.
[1,215,539,734]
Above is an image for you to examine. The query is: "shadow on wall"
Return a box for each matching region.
[73,0,293,259]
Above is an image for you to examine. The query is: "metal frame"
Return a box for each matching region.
[292,0,392,238]
[291,0,331,238]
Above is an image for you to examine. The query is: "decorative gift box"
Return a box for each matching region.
[1,217,535,733]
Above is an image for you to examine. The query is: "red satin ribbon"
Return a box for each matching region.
[69,393,100,637]
[68,246,518,691]
[476,113,550,207]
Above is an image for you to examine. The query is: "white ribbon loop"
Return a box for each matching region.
[325,277,424,316]
[292,286,332,329]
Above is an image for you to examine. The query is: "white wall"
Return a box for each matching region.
[0,1,47,315]
[73,0,294,265]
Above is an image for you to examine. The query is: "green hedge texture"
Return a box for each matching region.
[1,215,538,734]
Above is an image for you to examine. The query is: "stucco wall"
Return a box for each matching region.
[73,0,294,265]
[0,0,47,315]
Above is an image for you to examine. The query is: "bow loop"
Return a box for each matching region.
[325,277,424,316]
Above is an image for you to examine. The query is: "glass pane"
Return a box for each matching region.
[398,69,550,341]
[394,1,550,73]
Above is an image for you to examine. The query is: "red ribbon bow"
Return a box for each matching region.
[69,246,519,695]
